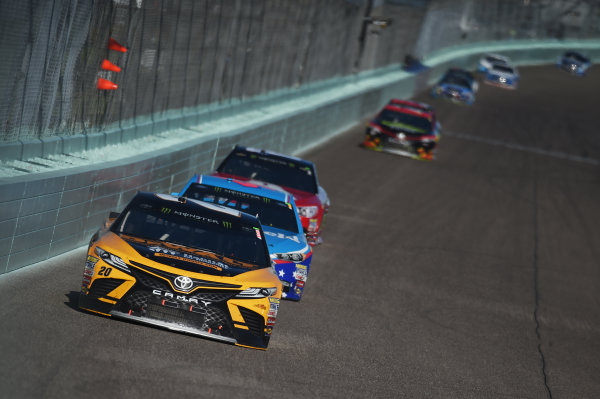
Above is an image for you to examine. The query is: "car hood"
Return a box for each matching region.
[106,232,266,278]
[262,226,309,255]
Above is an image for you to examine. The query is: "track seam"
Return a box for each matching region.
[532,164,553,399]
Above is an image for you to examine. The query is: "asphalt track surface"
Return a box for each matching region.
[1,65,599,398]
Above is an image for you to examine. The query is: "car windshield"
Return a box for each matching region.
[492,65,514,74]
[442,75,470,88]
[377,109,432,134]
[567,53,586,62]
[217,152,318,194]
[111,199,269,269]
[184,184,299,233]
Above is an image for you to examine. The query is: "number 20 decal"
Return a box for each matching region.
[98,266,112,276]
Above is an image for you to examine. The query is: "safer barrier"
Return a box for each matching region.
[1,39,599,274]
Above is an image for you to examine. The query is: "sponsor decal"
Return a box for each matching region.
[254,303,267,311]
[268,296,280,328]
[150,249,225,272]
[87,255,99,264]
[161,207,172,214]
[82,255,98,290]
[296,280,305,289]
[293,265,308,282]
[222,221,232,229]
[172,210,219,225]
[268,297,280,305]
[263,230,300,243]
[254,228,262,240]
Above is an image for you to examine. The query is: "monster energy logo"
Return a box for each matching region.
[222,221,232,229]
[214,187,222,192]
[262,197,271,203]
[161,207,172,214]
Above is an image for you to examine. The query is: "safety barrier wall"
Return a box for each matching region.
[0,0,428,151]
[1,39,599,274]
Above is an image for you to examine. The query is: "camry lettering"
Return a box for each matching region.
[152,289,199,304]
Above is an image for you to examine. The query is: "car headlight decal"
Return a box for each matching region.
[236,287,277,298]
[94,246,130,273]
[298,206,318,218]
[273,251,305,262]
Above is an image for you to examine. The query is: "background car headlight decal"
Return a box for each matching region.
[274,252,305,262]
[298,206,318,218]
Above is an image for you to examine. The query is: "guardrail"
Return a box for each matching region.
[1,39,598,274]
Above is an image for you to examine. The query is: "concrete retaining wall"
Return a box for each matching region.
[1,39,599,274]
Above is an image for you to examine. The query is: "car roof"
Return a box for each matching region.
[130,192,259,224]
[231,145,315,169]
[388,98,433,113]
[185,175,292,204]
[382,105,431,119]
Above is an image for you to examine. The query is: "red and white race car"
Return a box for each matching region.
[213,146,330,245]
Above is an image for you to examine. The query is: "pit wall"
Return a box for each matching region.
[1,39,599,274]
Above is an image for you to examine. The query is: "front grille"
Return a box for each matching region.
[126,290,152,309]
[120,287,234,338]
[145,302,191,325]
[191,291,238,302]
[238,306,265,337]
[130,268,170,291]
[130,260,242,289]
[88,278,125,299]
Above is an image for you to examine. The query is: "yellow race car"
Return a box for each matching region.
[79,192,282,350]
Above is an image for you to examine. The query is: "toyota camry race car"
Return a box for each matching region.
[431,68,478,105]
[363,102,441,160]
[557,51,591,76]
[176,175,312,301]
[214,146,330,246]
[484,62,519,89]
[78,192,282,350]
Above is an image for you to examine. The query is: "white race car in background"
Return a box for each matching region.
[483,62,520,89]
[478,53,512,73]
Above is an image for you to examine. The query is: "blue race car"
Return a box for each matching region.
[557,51,591,76]
[431,68,478,105]
[484,62,519,89]
[176,175,312,301]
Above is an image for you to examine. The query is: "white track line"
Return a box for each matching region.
[445,131,600,166]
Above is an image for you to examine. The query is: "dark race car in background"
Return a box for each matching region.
[363,102,441,160]
[176,175,312,301]
[431,67,478,105]
[214,146,330,246]
[557,51,591,76]
[78,192,282,350]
